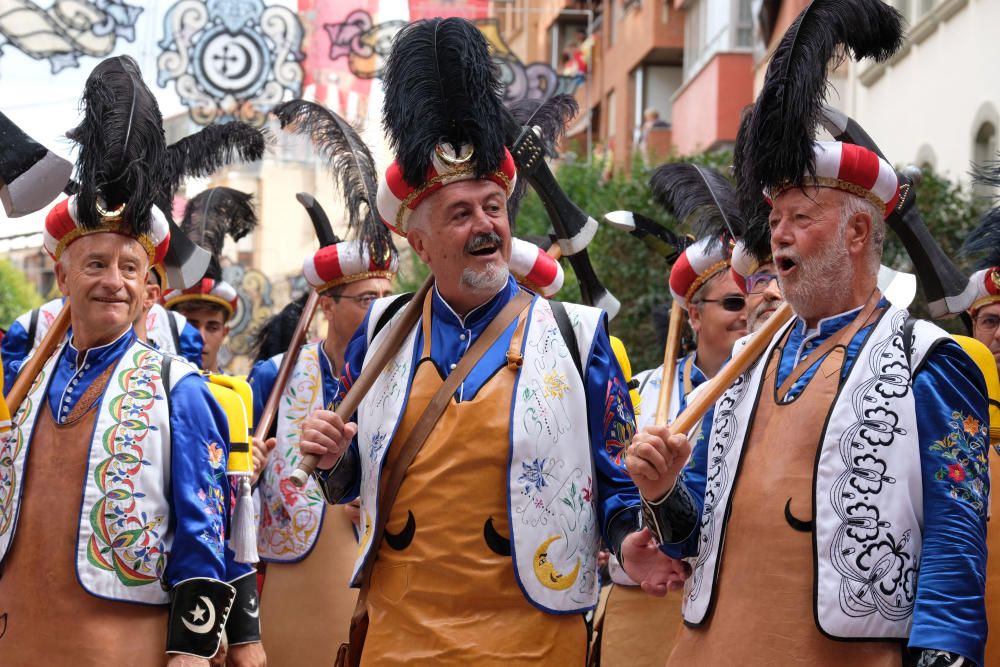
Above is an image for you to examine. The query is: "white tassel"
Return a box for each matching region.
[231,476,258,564]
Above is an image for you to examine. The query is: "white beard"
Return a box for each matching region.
[461,262,510,293]
[779,233,852,320]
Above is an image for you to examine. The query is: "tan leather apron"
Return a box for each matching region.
[259,503,360,666]
[0,367,167,666]
[360,301,587,666]
[667,303,902,666]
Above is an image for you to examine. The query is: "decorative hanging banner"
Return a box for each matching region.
[0,0,142,74]
[324,11,580,105]
[157,0,305,126]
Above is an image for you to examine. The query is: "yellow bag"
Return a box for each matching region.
[953,335,1000,446]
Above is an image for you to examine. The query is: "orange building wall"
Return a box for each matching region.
[671,52,754,155]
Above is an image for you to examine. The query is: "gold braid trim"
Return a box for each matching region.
[970,295,1000,315]
[56,223,156,262]
[395,168,514,231]
[315,270,397,293]
[165,293,235,320]
[773,177,887,213]
[685,259,730,303]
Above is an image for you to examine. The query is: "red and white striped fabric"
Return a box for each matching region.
[377,143,518,235]
[44,196,170,264]
[730,240,766,295]
[163,278,239,319]
[769,141,900,218]
[669,237,730,311]
[302,240,399,293]
[966,267,1000,315]
[509,238,563,298]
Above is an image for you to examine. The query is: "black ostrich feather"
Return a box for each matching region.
[69,55,165,234]
[273,100,392,264]
[650,163,743,248]
[505,94,579,227]
[381,17,505,187]
[161,122,266,213]
[961,164,1000,268]
[251,292,309,365]
[735,0,903,212]
[180,187,257,262]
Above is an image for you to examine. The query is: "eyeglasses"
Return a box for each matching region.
[974,314,1000,333]
[746,272,778,295]
[694,295,746,312]
[336,293,380,308]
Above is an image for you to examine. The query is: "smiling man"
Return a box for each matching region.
[627,141,990,667]
[293,17,656,665]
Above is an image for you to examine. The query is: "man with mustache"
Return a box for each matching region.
[294,18,666,665]
[627,141,989,667]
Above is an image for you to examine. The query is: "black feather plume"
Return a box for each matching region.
[252,292,309,365]
[381,17,506,187]
[180,187,257,262]
[162,122,266,213]
[273,100,392,265]
[505,94,579,227]
[961,165,1000,267]
[69,55,165,234]
[735,0,903,211]
[650,163,744,247]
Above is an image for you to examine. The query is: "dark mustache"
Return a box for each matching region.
[465,232,502,253]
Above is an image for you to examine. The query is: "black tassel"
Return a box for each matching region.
[69,55,166,235]
[735,0,904,212]
[180,186,258,261]
[505,94,579,227]
[650,163,744,247]
[252,292,309,365]
[273,100,391,265]
[381,17,506,187]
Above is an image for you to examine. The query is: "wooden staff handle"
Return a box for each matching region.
[253,289,321,444]
[668,302,794,436]
[291,275,434,487]
[7,304,72,415]
[654,301,685,425]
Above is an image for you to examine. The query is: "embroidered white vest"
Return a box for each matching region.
[683,306,948,639]
[145,303,184,356]
[350,294,603,612]
[0,340,196,604]
[256,343,329,562]
[633,357,688,430]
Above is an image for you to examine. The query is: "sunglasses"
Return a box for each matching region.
[694,295,747,312]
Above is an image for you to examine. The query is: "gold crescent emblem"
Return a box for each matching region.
[533,535,581,591]
[356,507,374,557]
[435,143,474,166]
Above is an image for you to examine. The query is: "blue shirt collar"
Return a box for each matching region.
[64,327,136,371]
[430,275,519,329]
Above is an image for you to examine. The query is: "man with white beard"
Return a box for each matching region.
[626,141,989,667]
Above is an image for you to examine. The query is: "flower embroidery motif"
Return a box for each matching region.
[603,376,636,467]
[206,442,224,469]
[543,370,570,400]
[929,410,990,516]
[519,458,552,495]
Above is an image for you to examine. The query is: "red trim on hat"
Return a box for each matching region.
[314,244,344,282]
[524,248,559,290]
[46,199,77,239]
[669,252,698,299]
[732,266,749,295]
[839,143,880,192]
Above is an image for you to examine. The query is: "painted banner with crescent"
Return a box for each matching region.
[0,0,142,74]
[157,0,305,127]
[322,10,581,106]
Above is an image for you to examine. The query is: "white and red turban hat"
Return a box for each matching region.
[163,278,239,319]
[669,237,731,311]
[509,238,564,298]
[44,195,170,265]
[302,240,399,293]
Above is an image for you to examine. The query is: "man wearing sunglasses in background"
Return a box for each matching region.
[247,237,396,664]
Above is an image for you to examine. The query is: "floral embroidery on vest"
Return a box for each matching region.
[603,375,634,466]
[86,348,166,586]
[0,366,47,539]
[930,411,990,516]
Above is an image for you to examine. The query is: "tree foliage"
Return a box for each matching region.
[0,259,42,330]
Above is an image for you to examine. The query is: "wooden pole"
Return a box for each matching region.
[291,276,434,487]
[252,289,321,444]
[6,304,72,415]
[654,301,685,425]
[668,302,793,436]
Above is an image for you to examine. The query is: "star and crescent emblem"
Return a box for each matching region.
[182,596,217,634]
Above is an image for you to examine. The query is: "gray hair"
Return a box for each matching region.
[839,193,884,273]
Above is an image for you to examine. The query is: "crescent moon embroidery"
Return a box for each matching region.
[356,507,374,556]
[483,517,511,556]
[245,595,259,619]
[181,596,217,634]
[533,535,580,591]
[384,510,416,551]
[784,497,814,533]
